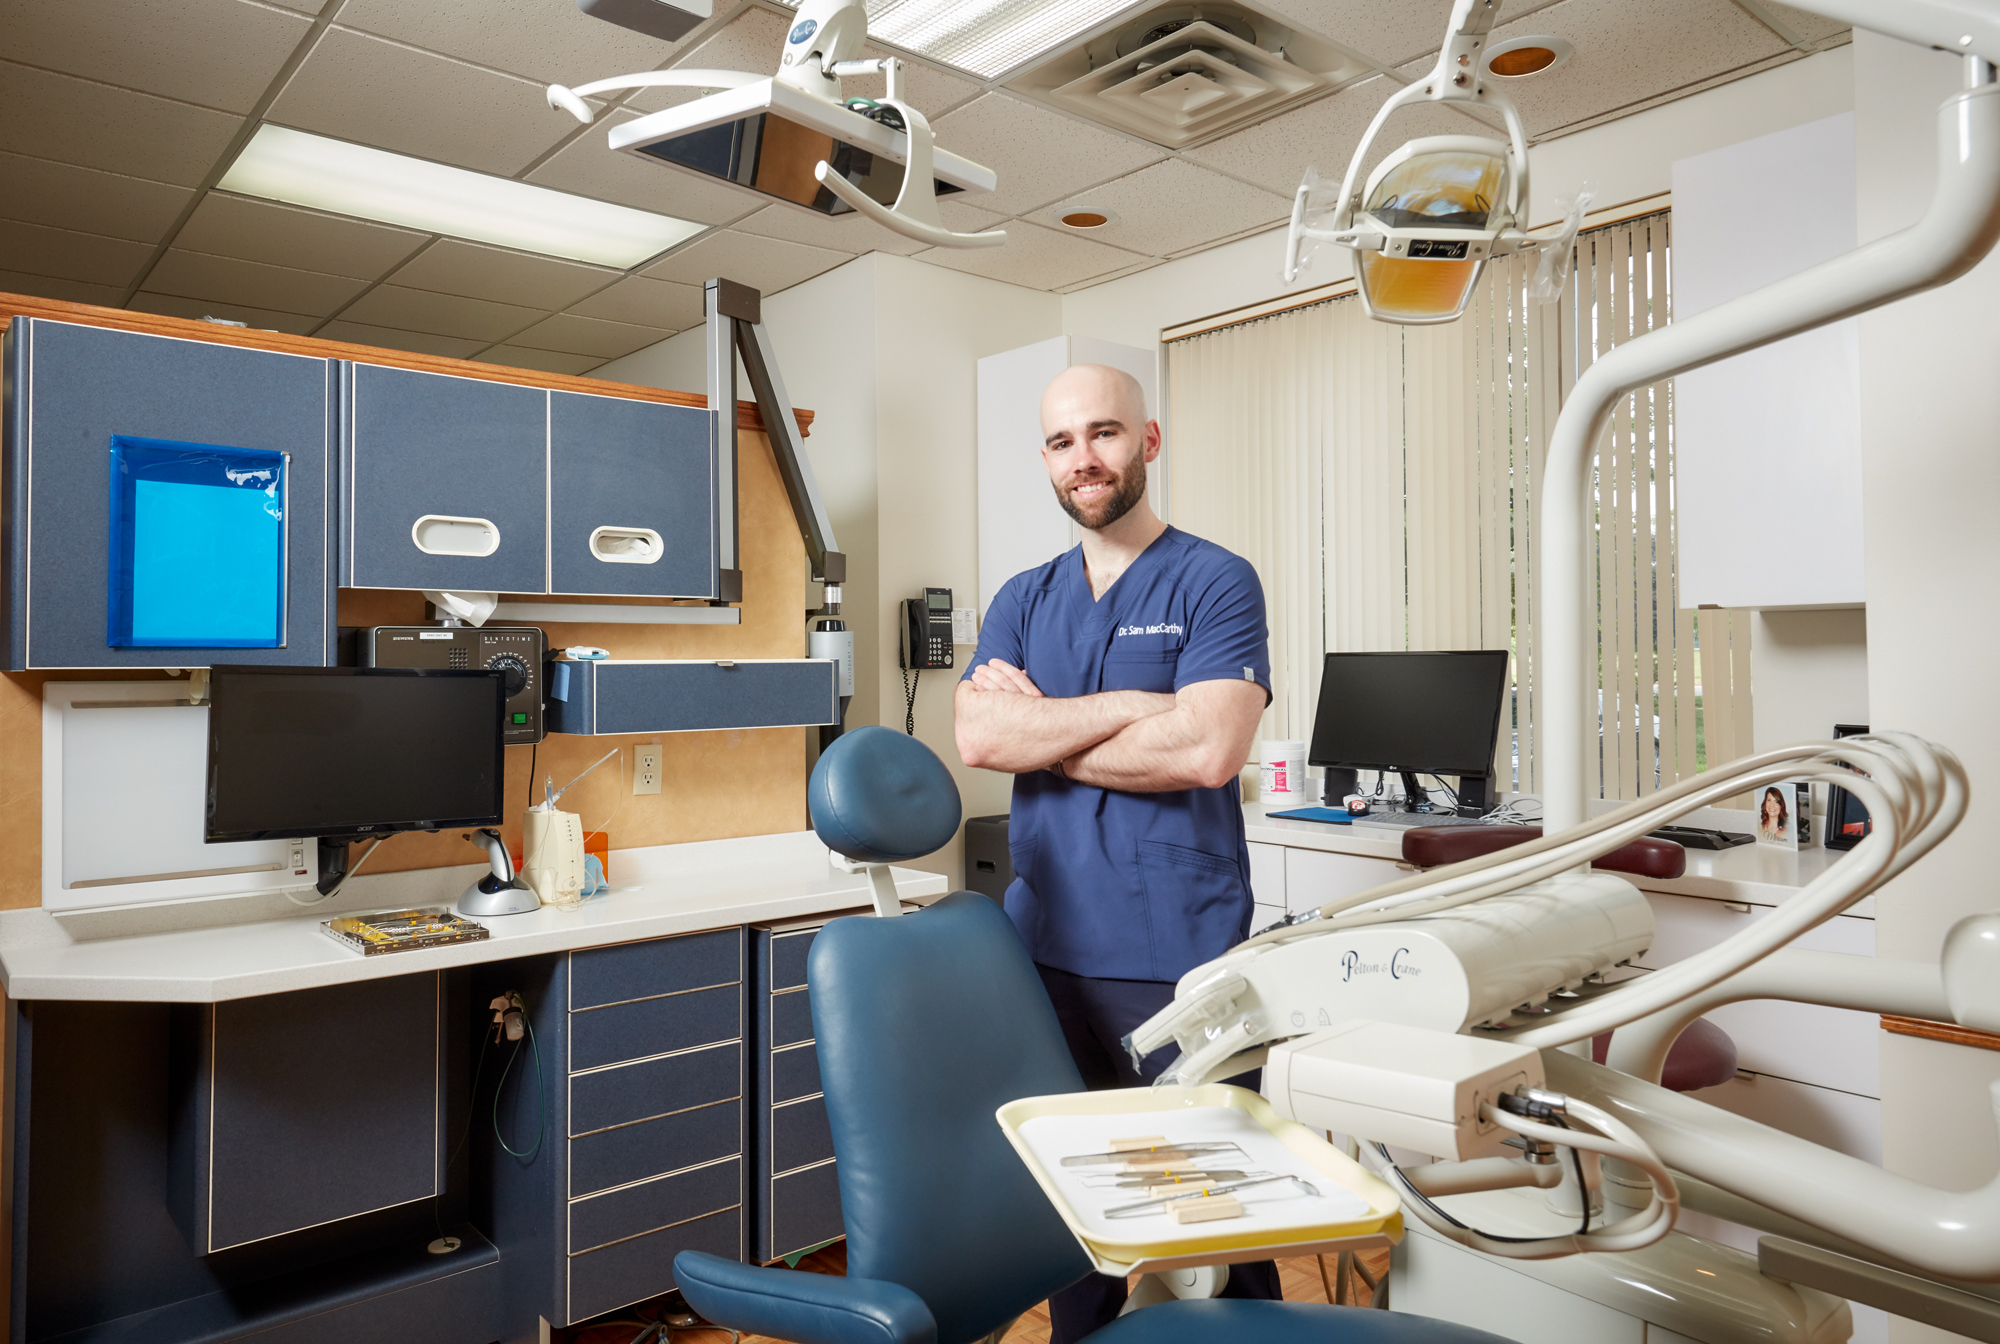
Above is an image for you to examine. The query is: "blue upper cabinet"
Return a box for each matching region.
[550,391,716,600]
[2,318,335,670]
[341,364,550,594]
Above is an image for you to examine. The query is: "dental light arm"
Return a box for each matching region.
[545,69,760,122]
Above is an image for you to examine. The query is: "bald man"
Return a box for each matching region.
[954,364,1279,1337]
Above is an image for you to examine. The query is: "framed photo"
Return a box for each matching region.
[1755,780,1810,850]
[1826,723,1872,851]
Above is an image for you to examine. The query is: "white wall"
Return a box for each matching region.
[1856,34,2000,1343]
[598,253,1062,886]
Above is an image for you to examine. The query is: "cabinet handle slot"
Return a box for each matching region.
[589,526,665,565]
[411,515,500,557]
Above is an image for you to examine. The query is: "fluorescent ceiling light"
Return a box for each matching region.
[218,125,707,268]
[770,0,1148,79]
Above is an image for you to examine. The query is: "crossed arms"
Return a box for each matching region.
[953,659,1267,793]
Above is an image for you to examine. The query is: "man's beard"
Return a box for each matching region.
[1055,462,1147,530]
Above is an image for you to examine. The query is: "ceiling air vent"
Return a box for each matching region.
[1003,1,1372,150]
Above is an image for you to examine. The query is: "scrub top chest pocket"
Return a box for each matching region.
[1100,633,1182,695]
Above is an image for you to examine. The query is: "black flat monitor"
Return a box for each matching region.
[205,665,506,844]
[1308,651,1511,813]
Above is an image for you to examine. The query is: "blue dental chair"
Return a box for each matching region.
[673,726,1520,1344]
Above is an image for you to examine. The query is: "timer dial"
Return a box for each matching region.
[486,652,530,697]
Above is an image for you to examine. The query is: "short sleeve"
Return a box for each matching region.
[962,577,1027,683]
[1173,554,1271,702]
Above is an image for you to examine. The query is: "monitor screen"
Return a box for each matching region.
[206,666,505,842]
[1308,651,1511,777]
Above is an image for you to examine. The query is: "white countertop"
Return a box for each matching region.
[1243,803,1865,914]
[0,831,949,1003]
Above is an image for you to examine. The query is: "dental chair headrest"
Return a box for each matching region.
[809,725,962,864]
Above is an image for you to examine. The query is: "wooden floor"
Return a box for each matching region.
[564,1244,1393,1344]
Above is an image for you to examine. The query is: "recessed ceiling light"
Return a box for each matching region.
[218,125,707,269]
[1058,208,1117,229]
[1483,34,1573,79]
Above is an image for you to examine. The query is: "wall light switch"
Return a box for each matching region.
[634,743,662,795]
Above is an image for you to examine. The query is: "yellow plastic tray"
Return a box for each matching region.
[996,1083,1403,1276]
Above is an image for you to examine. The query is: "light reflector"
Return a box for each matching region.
[218,125,707,268]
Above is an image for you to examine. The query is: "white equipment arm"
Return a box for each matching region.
[813,60,1006,250]
[546,69,760,123]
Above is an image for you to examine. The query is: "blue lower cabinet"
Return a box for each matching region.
[750,917,849,1263]
[481,927,748,1332]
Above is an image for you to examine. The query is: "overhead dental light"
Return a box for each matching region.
[1283,0,1583,324]
[551,0,1006,250]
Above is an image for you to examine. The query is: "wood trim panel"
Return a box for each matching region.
[0,292,810,437]
[1882,1014,2000,1052]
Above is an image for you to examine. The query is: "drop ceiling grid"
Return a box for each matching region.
[0,0,1849,373]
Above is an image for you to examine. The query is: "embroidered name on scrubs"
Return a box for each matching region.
[964,527,1272,982]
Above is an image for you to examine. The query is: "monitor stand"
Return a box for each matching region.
[1398,771,1443,814]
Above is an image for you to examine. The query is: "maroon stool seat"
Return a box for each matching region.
[1593,1017,1740,1092]
[1401,824,1687,881]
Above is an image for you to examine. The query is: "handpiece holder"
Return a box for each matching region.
[457,827,539,918]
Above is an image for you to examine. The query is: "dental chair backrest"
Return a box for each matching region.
[804,726,1091,1342]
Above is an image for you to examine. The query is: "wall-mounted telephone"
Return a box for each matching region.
[901,587,955,671]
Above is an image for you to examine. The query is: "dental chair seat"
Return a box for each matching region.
[1401,824,1686,880]
[677,729,1524,1344]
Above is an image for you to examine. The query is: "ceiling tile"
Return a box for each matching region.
[566,274,706,328]
[732,201,924,257]
[477,345,602,376]
[0,152,193,243]
[0,219,153,288]
[146,249,369,317]
[1180,75,1493,197]
[0,0,311,114]
[263,0,332,10]
[642,229,850,293]
[912,218,1149,293]
[1257,0,1564,69]
[129,291,322,333]
[510,312,672,359]
[526,110,765,226]
[0,60,242,187]
[314,319,487,358]
[178,194,429,278]
[339,284,546,342]
[931,94,1166,217]
[0,269,126,308]
[1489,0,1792,140]
[1037,160,1291,259]
[385,240,619,309]
[628,9,791,114]
[336,0,683,86]
[267,27,568,176]
[1749,1,1849,45]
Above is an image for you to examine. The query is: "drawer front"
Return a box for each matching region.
[570,1155,741,1254]
[554,660,840,736]
[769,987,814,1048]
[768,1160,843,1262]
[567,1207,739,1325]
[571,984,741,1074]
[549,391,714,600]
[571,1042,740,1137]
[1282,846,1400,916]
[767,929,818,992]
[572,928,743,1010]
[771,1094,836,1174]
[570,1099,742,1199]
[770,1042,821,1104]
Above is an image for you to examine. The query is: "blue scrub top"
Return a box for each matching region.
[964,526,1271,982]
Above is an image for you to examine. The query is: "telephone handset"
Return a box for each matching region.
[901,587,954,671]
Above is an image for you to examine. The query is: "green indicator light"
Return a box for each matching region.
[512,712,528,723]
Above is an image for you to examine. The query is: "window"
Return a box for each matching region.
[1165,210,1752,801]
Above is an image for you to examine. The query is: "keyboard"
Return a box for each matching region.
[1351,812,1491,830]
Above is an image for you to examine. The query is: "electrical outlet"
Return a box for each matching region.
[634,743,662,795]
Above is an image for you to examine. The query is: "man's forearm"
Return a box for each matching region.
[955,684,1174,773]
[1062,680,1264,793]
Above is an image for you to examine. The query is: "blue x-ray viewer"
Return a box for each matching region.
[107,435,286,648]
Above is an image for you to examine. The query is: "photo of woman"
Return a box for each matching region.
[1758,785,1793,846]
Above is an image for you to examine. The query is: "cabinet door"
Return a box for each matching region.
[5,319,334,669]
[549,392,714,599]
[343,364,548,593]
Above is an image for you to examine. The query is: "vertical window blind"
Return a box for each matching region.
[1165,211,1753,803]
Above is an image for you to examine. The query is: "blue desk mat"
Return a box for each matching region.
[1266,806,1355,825]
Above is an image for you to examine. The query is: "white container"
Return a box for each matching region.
[1260,739,1308,801]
